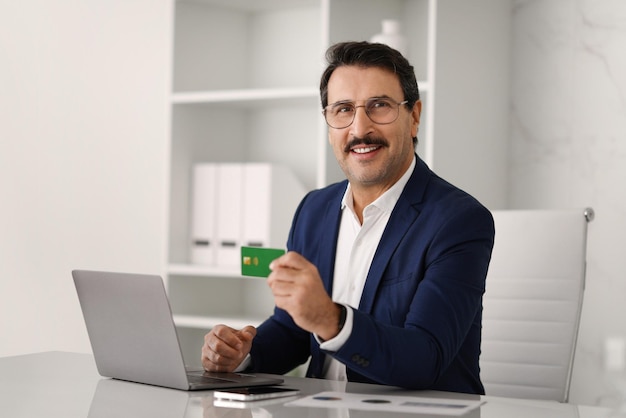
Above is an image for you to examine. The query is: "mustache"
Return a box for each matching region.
[344,136,389,153]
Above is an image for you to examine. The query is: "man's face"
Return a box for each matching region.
[326,65,421,191]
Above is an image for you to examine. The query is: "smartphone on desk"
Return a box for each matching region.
[213,386,300,402]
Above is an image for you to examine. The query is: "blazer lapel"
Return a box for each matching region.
[316,187,344,295]
[358,157,429,313]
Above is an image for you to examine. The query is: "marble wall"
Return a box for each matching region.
[510,0,626,407]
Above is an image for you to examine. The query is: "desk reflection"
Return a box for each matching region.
[88,379,309,418]
[88,379,189,418]
[87,378,481,418]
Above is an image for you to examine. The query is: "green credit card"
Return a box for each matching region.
[241,246,286,278]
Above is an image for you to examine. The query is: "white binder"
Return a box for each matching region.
[190,162,306,267]
[215,163,243,267]
[242,164,271,248]
[190,164,217,265]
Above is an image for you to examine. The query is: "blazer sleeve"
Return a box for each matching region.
[248,306,311,375]
[247,191,324,375]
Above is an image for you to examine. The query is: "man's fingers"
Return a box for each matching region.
[207,335,241,358]
[269,251,310,271]
[202,339,239,372]
[210,325,245,350]
[201,325,256,372]
[201,353,236,372]
[239,326,257,342]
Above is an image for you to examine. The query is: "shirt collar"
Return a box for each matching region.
[340,155,416,214]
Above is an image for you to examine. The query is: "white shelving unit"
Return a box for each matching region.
[167,0,439,344]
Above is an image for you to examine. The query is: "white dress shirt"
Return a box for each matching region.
[318,156,416,381]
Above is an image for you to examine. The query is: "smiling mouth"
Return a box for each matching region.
[345,137,388,154]
[352,145,381,154]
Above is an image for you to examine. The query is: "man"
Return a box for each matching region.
[202,41,494,394]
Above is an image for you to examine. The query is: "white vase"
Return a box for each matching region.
[370,19,408,56]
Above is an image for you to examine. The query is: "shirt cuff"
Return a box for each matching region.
[316,304,353,352]
[234,354,251,372]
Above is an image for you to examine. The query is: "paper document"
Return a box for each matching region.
[286,391,484,416]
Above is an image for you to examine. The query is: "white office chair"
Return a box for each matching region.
[480,208,594,402]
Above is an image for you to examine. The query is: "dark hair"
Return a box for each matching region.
[320,41,420,109]
[320,41,420,146]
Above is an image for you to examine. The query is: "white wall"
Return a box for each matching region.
[434,0,511,210]
[0,1,171,356]
[510,0,626,408]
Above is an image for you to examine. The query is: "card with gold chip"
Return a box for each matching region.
[241,246,286,277]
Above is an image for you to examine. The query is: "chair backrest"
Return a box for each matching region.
[480,208,594,402]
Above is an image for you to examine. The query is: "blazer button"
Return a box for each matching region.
[351,354,370,368]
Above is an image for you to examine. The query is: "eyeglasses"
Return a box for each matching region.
[322,97,409,129]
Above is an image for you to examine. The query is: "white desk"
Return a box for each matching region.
[0,352,612,418]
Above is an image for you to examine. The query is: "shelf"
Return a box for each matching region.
[176,0,319,13]
[171,87,319,107]
[417,81,431,93]
[168,263,242,278]
[171,84,428,105]
[173,313,267,330]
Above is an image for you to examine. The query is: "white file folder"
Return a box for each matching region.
[242,164,271,248]
[215,163,243,267]
[189,162,306,267]
[190,164,217,265]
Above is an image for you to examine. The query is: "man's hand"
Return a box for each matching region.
[201,325,256,372]
[267,251,342,341]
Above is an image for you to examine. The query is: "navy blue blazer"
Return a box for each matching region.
[249,156,494,394]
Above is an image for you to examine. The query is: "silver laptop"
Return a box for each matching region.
[73,269,282,391]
